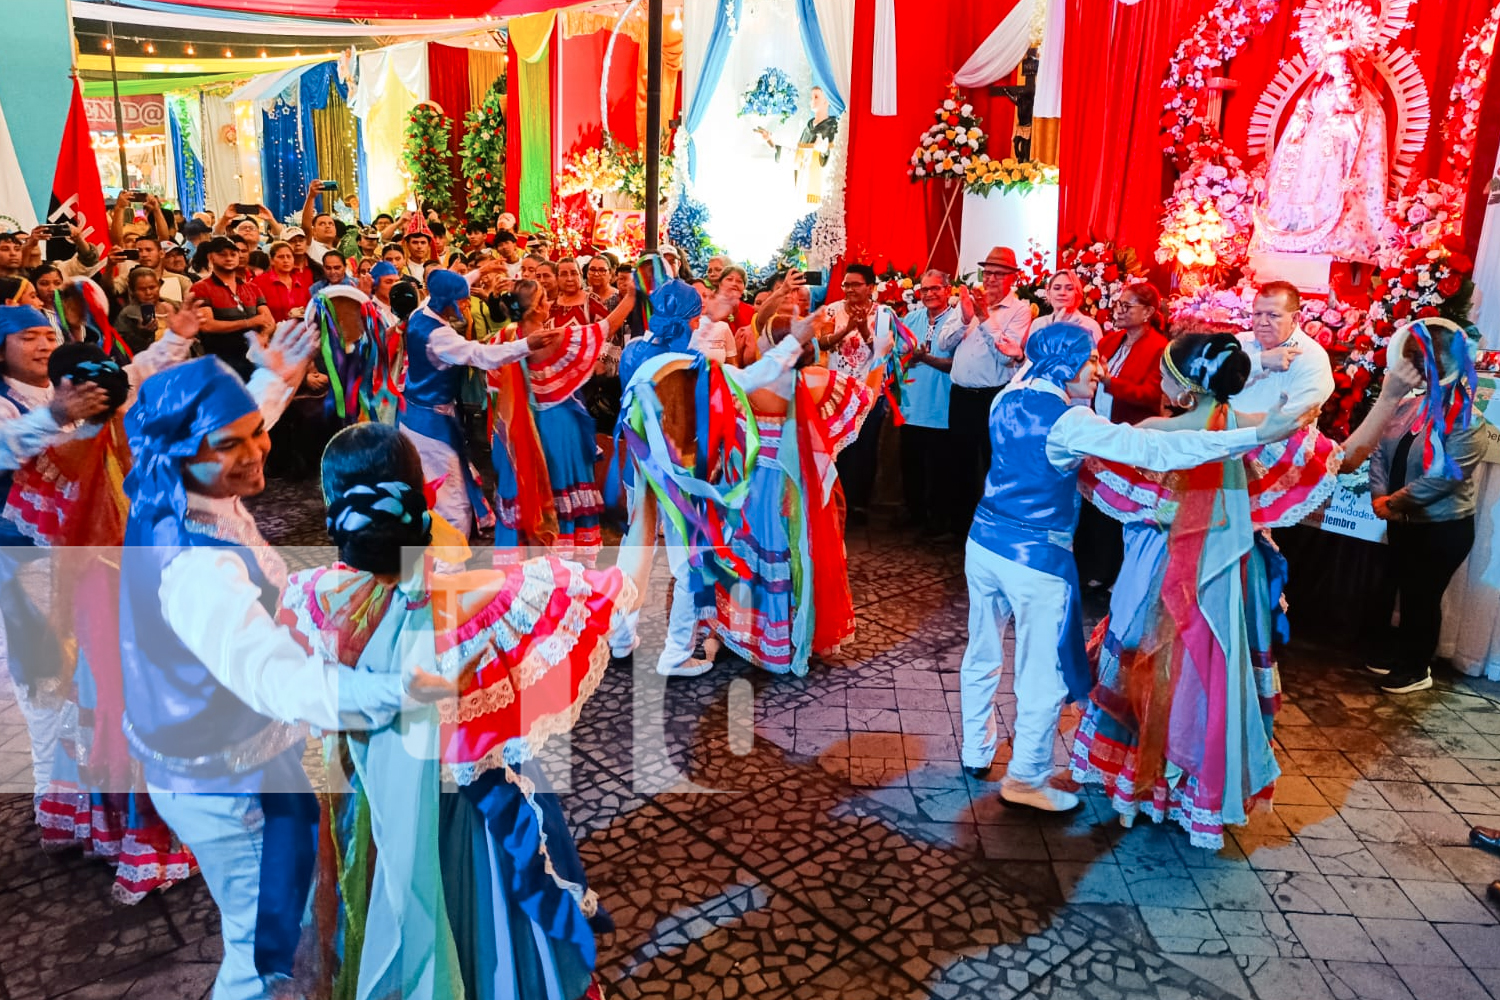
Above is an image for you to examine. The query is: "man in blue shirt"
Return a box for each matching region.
[898,269,961,540]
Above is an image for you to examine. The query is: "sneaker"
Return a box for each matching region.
[657,657,715,678]
[608,652,635,672]
[962,764,992,780]
[999,776,1081,812]
[1379,668,1433,694]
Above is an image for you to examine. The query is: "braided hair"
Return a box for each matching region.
[321,423,432,575]
[1165,333,1252,404]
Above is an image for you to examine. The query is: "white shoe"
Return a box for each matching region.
[656,657,715,678]
[999,776,1081,812]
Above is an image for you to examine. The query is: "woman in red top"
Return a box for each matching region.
[254,240,311,322]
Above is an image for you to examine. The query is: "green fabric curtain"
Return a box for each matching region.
[81,71,248,97]
[517,49,552,232]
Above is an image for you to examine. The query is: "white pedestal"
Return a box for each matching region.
[1248,251,1334,295]
[959,187,1059,281]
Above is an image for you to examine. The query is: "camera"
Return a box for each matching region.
[42,223,71,239]
[128,191,150,202]
[119,248,140,261]
[319,179,339,192]
[802,269,826,287]
[484,290,525,325]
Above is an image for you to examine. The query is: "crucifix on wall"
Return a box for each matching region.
[990,47,1039,162]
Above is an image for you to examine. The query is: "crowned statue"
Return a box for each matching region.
[1249,0,1428,266]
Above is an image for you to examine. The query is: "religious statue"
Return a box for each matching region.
[1249,0,1430,264]
[757,86,840,205]
[991,48,1039,163]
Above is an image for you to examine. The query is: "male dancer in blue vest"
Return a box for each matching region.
[960,322,1313,811]
[120,347,458,1000]
[398,265,560,540]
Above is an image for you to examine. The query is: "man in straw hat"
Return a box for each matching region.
[940,246,1033,527]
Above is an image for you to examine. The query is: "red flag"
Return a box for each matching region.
[47,78,110,255]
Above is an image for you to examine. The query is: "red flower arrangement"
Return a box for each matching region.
[1442,5,1500,205]
[1367,236,1476,340]
[1160,0,1281,166]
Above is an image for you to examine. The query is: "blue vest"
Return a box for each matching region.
[402,311,465,411]
[968,386,1092,703]
[118,514,307,794]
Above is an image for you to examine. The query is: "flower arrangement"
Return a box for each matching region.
[540,200,593,259]
[963,157,1059,198]
[1160,0,1281,165]
[666,184,723,276]
[1156,149,1261,274]
[737,68,800,123]
[874,264,919,313]
[1167,281,1255,331]
[402,103,456,215]
[1441,3,1498,197]
[1380,180,1464,258]
[460,80,507,226]
[558,136,675,210]
[908,86,987,182]
[1367,237,1476,339]
[1010,241,1056,317]
[1057,241,1148,327]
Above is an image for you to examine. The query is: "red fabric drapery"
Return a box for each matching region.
[1061,0,1500,259]
[164,0,571,15]
[1058,0,1212,258]
[427,42,474,221]
[556,30,641,157]
[843,0,1021,280]
[505,41,523,225]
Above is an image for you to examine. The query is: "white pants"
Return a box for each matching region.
[959,539,1070,786]
[401,424,483,540]
[657,531,701,673]
[148,787,271,1000]
[11,678,62,802]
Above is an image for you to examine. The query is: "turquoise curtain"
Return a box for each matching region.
[683,0,743,182]
[794,0,846,114]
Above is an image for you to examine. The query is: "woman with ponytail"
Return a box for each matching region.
[279,423,633,1000]
[1070,333,1418,848]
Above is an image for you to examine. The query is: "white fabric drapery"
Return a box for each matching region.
[1473,170,1500,348]
[348,42,429,121]
[227,66,305,105]
[810,0,856,111]
[953,0,1036,88]
[871,0,897,116]
[951,0,1064,117]
[1036,0,1065,117]
[200,91,248,213]
[680,0,719,131]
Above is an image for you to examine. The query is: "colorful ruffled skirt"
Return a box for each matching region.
[534,398,603,568]
[1070,524,1282,850]
[704,418,798,674]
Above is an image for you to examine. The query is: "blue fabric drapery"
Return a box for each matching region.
[793,0,846,114]
[168,103,205,216]
[260,99,311,224]
[684,0,743,182]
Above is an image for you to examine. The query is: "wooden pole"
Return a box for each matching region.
[644,0,663,249]
[106,19,129,188]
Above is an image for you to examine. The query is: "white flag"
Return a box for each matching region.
[0,99,37,233]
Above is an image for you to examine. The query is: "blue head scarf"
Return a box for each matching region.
[124,356,259,534]
[0,305,50,340]
[620,279,702,389]
[1024,321,1095,388]
[425,268,469,315]
[369,261,398,280]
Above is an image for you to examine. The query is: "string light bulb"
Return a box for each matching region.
[672,7,682,30]
[144,41,154,53]
[259,49,268,58]
[224,48,234,58]
[185,43,195,55]
[102,38,112,50]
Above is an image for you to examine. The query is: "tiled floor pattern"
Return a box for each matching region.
[0,484,1498,999]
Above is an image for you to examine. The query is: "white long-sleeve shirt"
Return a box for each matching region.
[1005,380,1262,472]
[941,293,1032,389]
[159,493,407,733]
[1231,327,1335,415]
[415,305,532,373]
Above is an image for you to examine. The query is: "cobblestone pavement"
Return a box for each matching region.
[1,477,1498,999]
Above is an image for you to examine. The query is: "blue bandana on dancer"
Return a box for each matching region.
[119,357,317,985]
[969,322,1095,702]
[0,304,50,339]
[369,260,399,280]
[619,278,702,389]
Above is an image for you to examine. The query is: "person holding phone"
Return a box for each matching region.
[190,237,276,380]
[299,179,341,265]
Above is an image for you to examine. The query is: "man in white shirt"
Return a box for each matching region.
[1231,280,1335,415]
[299,179,341,266]
[939,246,1033,527]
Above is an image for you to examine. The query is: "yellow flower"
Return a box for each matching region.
[945,129,957,140]
[941,158,954,171]
[1002,157,1018,168]
[967,127,981,140]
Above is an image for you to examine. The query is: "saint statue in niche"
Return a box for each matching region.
[757,86,840,205]
[1248,0,1430,264]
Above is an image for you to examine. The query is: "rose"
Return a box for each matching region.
[1407,203,1430,223]
[1438,274,1463,297]
[1399,272,1418,289]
